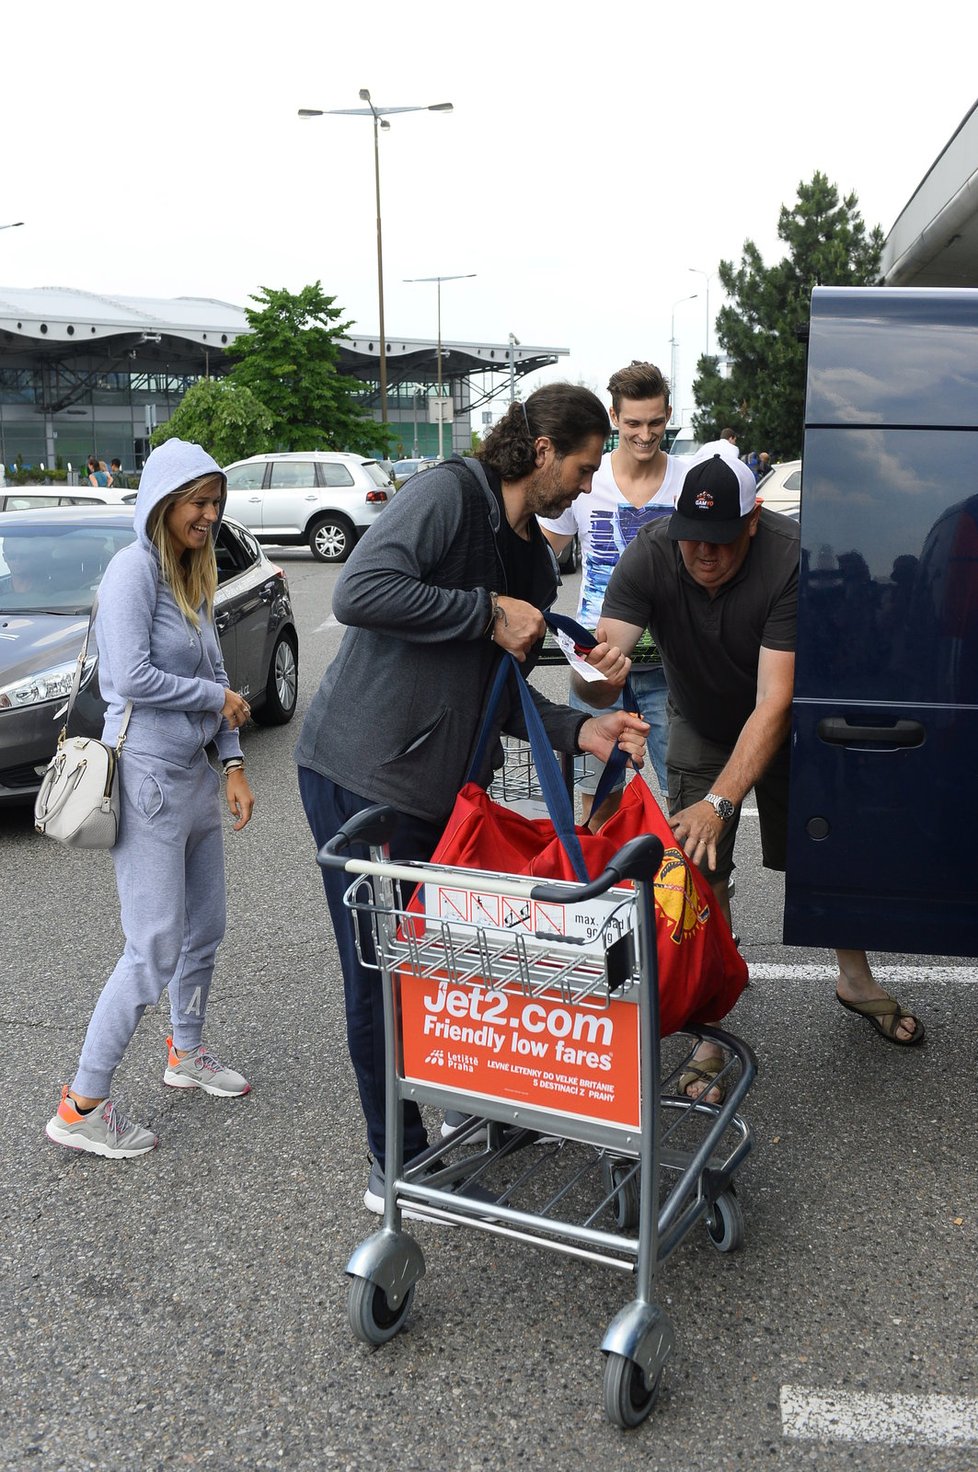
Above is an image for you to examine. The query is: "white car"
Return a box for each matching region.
[1,483,137,511]
[755,459,802,514]
[392,457,440,485]
[223,451,394,562]
[666,427,699,461]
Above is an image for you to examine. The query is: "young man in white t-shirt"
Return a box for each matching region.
[538,360,684,820]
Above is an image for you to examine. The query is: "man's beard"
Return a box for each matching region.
[524,458,569,520]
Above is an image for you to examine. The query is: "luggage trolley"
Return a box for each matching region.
[320,808,756,1431]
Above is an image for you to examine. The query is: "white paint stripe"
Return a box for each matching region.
[781,1386,978,1445]
[749,964,978,985]
[313,615,340,633]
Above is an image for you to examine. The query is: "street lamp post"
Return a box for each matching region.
[298,95,452,430]
[689,267,715,358]
[0,222,24,231]
[404,273,476,459]
[669,293,698,424]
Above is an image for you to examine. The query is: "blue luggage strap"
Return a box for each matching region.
[467,612,641,884]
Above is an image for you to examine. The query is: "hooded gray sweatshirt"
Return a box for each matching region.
[96,437,242,766]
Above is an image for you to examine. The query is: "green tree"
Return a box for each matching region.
[150,377,273,464]
[226,283,386,455]
[692,172,883,459]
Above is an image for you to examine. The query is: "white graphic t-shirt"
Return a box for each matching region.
[539,452,686,638]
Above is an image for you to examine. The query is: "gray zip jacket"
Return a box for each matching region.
[295,456,585,825]
[96,437,241,766]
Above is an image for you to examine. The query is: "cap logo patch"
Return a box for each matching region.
[694,491,714,510]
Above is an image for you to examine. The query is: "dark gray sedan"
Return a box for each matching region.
[0,507,299,802]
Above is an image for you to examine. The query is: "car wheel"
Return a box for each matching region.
[309,514,356,563]
[252,629,298,725]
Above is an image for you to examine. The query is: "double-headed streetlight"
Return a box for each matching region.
[298,93,452,430]
[669,293,698,423]
[404,273,476,459]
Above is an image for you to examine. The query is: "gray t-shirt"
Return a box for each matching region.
[601,509,800,747]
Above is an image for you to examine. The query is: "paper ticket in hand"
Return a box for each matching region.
[552,628,606,683]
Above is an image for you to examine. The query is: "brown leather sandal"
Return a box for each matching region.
[676,1055,726,1102]
[836,991,925,1047]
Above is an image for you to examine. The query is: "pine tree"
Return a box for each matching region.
[692,173,884,458]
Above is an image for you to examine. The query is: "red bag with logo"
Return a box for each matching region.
[426,650,747,1036]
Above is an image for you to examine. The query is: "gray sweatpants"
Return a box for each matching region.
[72,749,227,1099]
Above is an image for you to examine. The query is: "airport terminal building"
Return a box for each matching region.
[0,286,568,471]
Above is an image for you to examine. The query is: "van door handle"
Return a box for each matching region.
[817,717,925,747]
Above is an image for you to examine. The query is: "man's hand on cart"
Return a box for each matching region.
[490,596,546,662]
[577,710,649,768]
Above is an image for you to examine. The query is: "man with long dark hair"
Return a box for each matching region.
[296,383,649,1214]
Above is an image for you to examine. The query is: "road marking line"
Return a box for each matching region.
[781,1386,978,1444]
[313,616,340,633]
[749,964,978,985]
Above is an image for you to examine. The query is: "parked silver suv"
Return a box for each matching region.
[223,451,394,562]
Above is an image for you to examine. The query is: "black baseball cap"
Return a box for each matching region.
[668,445,758,544]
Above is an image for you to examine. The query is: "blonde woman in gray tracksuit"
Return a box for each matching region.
[46,438,255,1159]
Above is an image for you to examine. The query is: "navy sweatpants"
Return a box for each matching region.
[298,766,442,1169]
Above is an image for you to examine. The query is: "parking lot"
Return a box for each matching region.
[2,549,977,1472]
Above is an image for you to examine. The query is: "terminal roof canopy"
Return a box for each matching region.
[881,99,978,286]
[0,286,566,387]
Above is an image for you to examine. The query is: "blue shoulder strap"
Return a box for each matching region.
[467,652,589,882]
[542,611,640,813]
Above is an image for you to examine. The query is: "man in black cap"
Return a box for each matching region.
[582,442,924,1095]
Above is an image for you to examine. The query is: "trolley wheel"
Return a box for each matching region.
[603,1351,661,1429]
[607,1161,640,1232]
[348,1273,416,1346]
[706,1189,745,1253]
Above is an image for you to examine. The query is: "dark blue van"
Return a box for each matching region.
[784,286,978,957]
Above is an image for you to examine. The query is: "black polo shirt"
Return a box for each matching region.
[602,509,800,747]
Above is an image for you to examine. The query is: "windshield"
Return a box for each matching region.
[0,526,137,613]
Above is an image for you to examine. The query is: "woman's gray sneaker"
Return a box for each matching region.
[45,1088,157,1159]
[163,1037,250,1097]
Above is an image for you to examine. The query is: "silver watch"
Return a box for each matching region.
[704,792,735,822]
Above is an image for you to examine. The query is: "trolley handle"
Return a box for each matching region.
[319,804,401,868]
[530,833,664,902]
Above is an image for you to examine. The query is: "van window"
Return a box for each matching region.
[797,426,978,703]
[226,464,267,491]
[361,461,392,488]
[319,464,355,487]
[268,462,316,489]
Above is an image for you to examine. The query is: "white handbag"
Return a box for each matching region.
[34,597,132,849]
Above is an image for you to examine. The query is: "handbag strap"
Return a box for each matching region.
[61,592,132,753]
[542,611,639,814]
[468,652,590,882]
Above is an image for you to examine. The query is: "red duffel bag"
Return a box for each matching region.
[426,646,747,1037]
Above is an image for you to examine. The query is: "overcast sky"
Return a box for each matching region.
[3,0,975,423]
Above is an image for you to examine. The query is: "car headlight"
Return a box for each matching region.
[0,655,94,712]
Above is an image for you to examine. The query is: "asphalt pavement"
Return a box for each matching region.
[2,548,976,1472]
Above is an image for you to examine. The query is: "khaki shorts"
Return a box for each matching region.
[665,703,790,885]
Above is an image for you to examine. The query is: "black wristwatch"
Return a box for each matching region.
[704,792,735,822]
